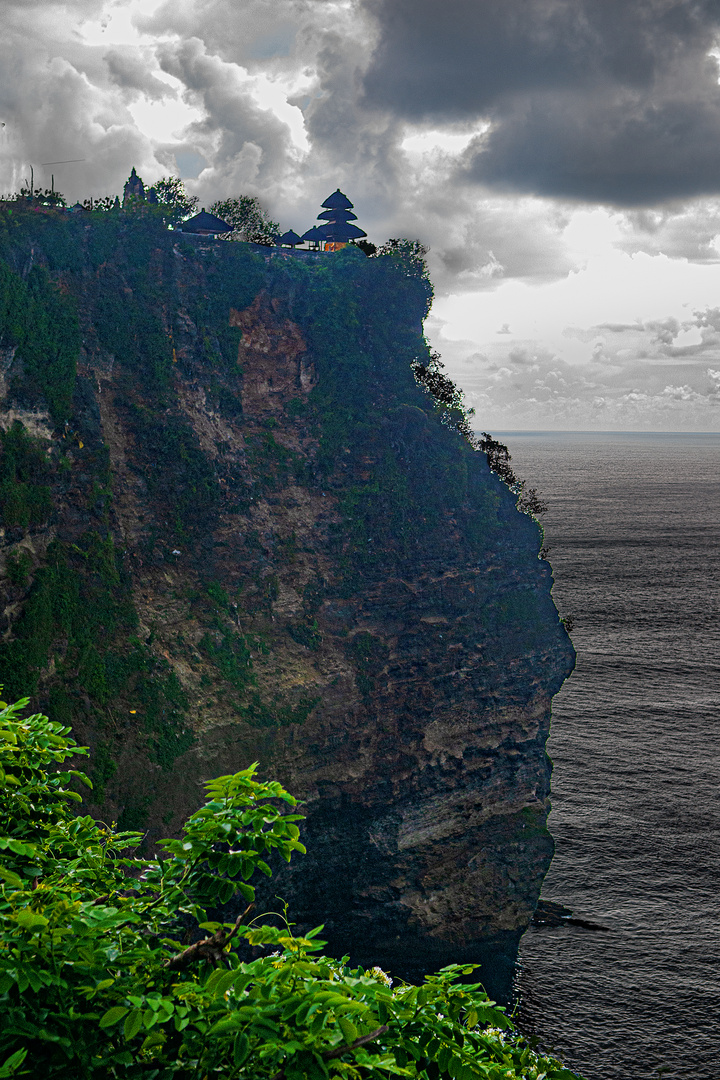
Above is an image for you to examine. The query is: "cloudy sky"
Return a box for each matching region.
[5,0,720,430]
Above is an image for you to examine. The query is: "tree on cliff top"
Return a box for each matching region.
[153,176,199,226]
[209,195,279,245]
[375,238,434,318]
[0,696,581,1079]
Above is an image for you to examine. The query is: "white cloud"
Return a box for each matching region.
[0,0,719,430]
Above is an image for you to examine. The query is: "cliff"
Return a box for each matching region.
[0,207,574,999]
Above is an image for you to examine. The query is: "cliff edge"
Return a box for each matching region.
[0,209,575,998]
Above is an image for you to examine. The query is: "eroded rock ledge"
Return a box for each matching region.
[0,221,574,999]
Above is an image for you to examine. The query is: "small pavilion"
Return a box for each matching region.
[179,208,231,238]
[299,225,324,250]
[278,229,303,248]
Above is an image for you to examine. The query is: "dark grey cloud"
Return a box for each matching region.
[157,36,300,199]
[360,0,720,205]
[105,48,176,100]
[460,85,720,204]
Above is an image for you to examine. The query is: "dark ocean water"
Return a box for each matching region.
[495,432,720,1080]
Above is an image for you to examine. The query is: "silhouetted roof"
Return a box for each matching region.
[321,189,353,210]
[317,208,357,222]
[180,209,231,233]
[278,229,303,246]
[301,226,323,241]
[316,221,367,240]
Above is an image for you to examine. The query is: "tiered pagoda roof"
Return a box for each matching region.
[314,189,366,242]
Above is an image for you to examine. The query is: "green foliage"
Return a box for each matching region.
[410,350,547,521]
[246,430,307,492]
[0,260,80,424]
[181,243,264,369]
[347,632,389,698]
[199,628,254,693]
[288,617,323,651]
[374,239,434,319]
[0,698,583,1079]
[127,406,220,536]
[93,261,174,392]
[0,533,137,700]
[210,195,280,245]
[476,434,547,518]
[153,176,199,226]
[0,423,53,530]
[5,550,33,588]
[272,255,467,566]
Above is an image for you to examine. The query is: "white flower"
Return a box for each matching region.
[370,966,393,987]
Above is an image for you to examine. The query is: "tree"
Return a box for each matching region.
[412,349,476,444]
[375,239,431,280]
[209,195,279,245]
[84,196,119,213]
[0,697,578,1078]
[153,176,199,226]
[375,239,434,318]
[411,353,548,520]
[477,433,548,517]
[17,186,66,208]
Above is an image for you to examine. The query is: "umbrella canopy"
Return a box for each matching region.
[278,229,303,246]
[321,189,354,210]
[317,208,358,222]
[316,221,367,241]
[180,209,231,234]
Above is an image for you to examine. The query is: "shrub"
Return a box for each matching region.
[0,695,583,1079]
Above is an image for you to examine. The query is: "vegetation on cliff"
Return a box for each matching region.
[0,696,582,1079]
[0,205,549,776]
[0,204,573,989]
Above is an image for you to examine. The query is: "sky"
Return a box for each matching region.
[4,1,720,430]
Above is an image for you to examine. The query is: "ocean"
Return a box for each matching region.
[494,432,720,1080]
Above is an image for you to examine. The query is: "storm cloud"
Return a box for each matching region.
[361,0,720,205]
[1,0,720,428]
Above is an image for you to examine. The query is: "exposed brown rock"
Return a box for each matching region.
[0,236,574,1001]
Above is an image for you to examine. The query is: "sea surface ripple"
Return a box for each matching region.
[499,432,720,1080]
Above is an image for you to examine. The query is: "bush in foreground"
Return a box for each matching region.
[0,697,582,1078]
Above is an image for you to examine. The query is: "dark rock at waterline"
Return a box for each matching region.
[533,898,609,931]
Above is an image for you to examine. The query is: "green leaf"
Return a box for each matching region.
[233,1032,250,1067]
[123,1009,143,1041]
[0,866,23,888]
[99,1006,129,1029]
[237,880,254,901]
[213,969,239,997]
[0,1048,28,1078]
[15,908,48,931]
[140,1030,166,1051]
[7,839,37,856]
[338,1016,358,1044]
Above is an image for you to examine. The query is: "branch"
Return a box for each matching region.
[164,904,254,971]
[323,1025,389,1060]
[270,1025,389,1080]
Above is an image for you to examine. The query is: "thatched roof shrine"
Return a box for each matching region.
[179,208,231,236]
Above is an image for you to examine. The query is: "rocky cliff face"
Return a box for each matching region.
[0,210,574,999]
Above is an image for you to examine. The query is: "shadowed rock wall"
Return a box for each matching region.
[0,213,574,999]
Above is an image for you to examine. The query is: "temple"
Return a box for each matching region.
[114,170,367,254]
[123,167,145,206]
[179,208,231,238]
[301,189,367,251]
